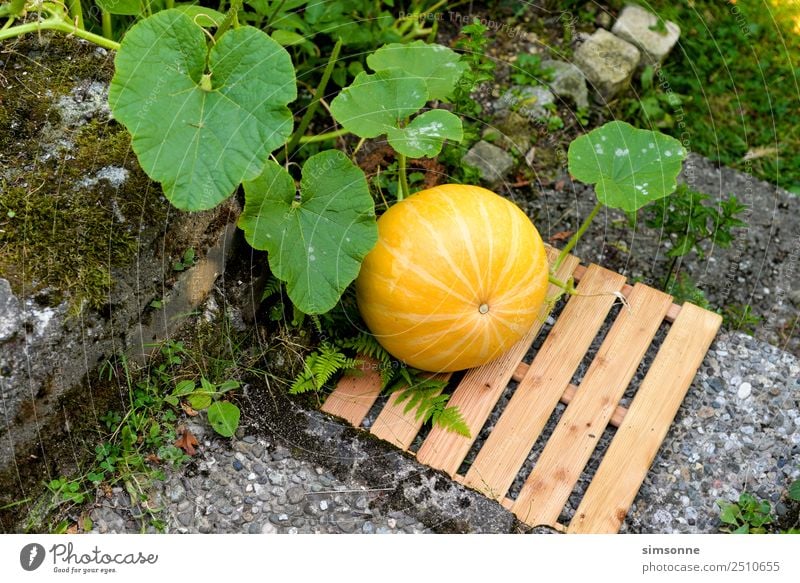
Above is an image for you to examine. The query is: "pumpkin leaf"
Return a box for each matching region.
[568,121,686,212]
[95,0,141,15]
[239,150,378,314]
[207,402,240,437]
[109,10,296,211]
[330,70,427,139]
[366,40,467,102]
[172,5,226,28]
[386,109,463,158]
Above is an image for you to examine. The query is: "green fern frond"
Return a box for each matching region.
[379,365,395,389]
[261,275,283,302]
[432,406,470,437]
[289,370,318,394]
[289,342,361,395]
[339,333,396,387]
[391,374,469,437]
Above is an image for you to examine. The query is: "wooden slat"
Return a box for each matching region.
[511,365,629,428]
[511,283,673,527]
[370,373,451,450]
[568,303,722,533]
[415,250,580,476]
[320,356,382,426]
[462,264,627,500]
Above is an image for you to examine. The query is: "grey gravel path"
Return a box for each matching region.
[624,331,800,533]
[91,427,430,534]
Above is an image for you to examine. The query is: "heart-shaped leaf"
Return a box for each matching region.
[568,121,686,212]
[386,110,463,158]
[173,5,226,27]
[238,150,378,314]
[367,40,467,102]
[330,70,427,139]
[109,10,297,211]
[207,402,240,437]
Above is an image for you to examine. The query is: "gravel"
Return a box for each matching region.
[90,429,430,534]
[623,331,800,533]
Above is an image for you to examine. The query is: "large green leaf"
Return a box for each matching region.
[95,0,141,16]
[109,10,296,211]
[330,70,427,139]
[238,150,378,314]
[386,110,463,158]
[568,121,686,212]
[207,401,240,437]
[172,4,226,27]
[366,40,467,102]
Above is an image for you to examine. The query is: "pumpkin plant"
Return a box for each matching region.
[330,40,467,199]
[553,121,687,276]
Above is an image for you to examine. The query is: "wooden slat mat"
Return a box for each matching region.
[321,252,722,533]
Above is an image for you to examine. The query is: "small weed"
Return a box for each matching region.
[451,19,496,119]
[717,492,775,533]
[666,273,712,310]
[509,53,554,86]
[644,184,747,288]
[172,248,196,272]
[28,334,244,532]
[723,303,762,336]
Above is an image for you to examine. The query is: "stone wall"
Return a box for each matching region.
[0,34,239,480]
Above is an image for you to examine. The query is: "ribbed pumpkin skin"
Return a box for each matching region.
[356,184,549,372]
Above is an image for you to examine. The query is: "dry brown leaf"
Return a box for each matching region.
[174,427,199,456]
[549,230,574,243]
[181,402,199,417]
[742,146,778,161]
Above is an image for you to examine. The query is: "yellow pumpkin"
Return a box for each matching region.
[356,184,549,372]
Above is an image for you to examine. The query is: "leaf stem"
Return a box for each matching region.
[297,128,350,144]
[215,0,242,40]
[548,275,577,295]
[351,137,366,159]
[101,10,112,40]
[285,38,342,155]
[67,0,84,29]
[397,153,410,201]
[662,255,678,291]
[0,18,121,50]
[552,201,603,272]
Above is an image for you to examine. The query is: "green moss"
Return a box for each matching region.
[0,33,167,313]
